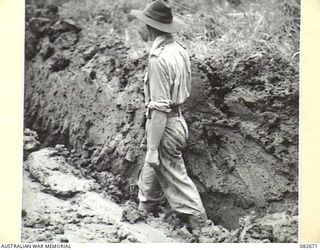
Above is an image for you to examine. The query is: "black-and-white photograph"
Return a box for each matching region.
[22,0,300,243]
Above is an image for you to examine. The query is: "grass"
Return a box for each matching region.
[27,0,300,70]
[175,0,300,70]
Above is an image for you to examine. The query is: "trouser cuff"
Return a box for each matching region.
[138,201,160,214]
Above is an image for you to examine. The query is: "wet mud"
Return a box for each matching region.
[23,3,298,242]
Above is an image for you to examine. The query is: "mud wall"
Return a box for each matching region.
[24,5,298,230]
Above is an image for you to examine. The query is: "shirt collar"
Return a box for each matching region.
[150,33,174,57]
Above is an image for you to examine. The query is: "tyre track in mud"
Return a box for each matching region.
[22,148,181,243]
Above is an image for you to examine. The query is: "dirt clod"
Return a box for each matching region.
[49,54,70,72]
[23,129,41,159]
[121,200,147,224]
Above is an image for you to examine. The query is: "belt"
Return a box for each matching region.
[167,105,181,118]
[146,105,181,119]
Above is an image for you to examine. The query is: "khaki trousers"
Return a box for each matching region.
[138,115,207,217]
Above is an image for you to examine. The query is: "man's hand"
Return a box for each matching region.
[146,149,159,167]
[140,134,147,150]
[145,109,167,167]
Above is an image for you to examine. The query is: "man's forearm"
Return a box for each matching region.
[147,109,167,150]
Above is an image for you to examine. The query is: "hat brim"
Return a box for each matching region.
[130,9,185,33]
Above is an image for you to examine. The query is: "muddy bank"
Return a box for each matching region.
[24,3,298,233]
[22,134,298,243]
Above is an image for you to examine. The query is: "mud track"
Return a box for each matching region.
[22,147,185,243]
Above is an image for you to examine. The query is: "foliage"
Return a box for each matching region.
[175,0,300,70]
[27,0,300,70]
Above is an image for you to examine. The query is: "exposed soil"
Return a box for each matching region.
[22,132,298,243]
[23,3,299,242]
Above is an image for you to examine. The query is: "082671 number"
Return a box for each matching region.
[300,244,318,248]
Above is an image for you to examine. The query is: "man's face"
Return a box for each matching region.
[137,24,149,42]
[146,25,157,41]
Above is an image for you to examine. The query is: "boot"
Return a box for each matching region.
[138,201,160,217]
[187,213,207,231]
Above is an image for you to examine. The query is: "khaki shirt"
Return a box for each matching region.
[144,34,191,113]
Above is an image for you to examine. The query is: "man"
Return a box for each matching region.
[130,0,207,229]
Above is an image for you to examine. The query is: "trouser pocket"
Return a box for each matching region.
[161,117,188,152]
[179,115,189,140]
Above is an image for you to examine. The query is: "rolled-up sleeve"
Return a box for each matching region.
[147,57,172,113]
